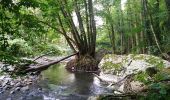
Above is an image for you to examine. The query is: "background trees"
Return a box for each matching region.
[0,0,170,70]
[98,0,170,56]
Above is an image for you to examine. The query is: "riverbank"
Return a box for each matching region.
[0,54,170,100]
[0,56,74,95]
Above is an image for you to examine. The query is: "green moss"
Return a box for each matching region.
[103,54,116,60]
[145,56,165,69]
[102,61,122,70]
[133,55,145,60]
[130,54,136,59]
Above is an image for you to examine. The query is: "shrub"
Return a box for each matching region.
[8,39,33,57]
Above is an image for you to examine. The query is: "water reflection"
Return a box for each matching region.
[72,72,94,95]
[42,63,75,85]
[0,63,112,100]
[41,63,112,99]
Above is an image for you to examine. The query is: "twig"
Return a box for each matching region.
[110,73,135,86]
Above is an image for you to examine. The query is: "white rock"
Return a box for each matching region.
[99,54,170,76]
[99,72,120,83]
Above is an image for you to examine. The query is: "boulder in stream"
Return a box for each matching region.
[99,54,170,76]
[98,54,170,93]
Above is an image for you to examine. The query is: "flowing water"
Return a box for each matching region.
[0,63,113,100]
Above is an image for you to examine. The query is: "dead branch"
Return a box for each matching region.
[24,52,78,73]
[100,93,144,98]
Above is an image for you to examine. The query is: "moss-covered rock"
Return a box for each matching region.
[99,54,170,75]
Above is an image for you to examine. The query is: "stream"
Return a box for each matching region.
[0,63,113,100]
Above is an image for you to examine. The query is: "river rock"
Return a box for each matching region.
[10,90,15,94]
[99,54,170,76]
[21,86,29,91]
[15,82,23,87]
[88,96,99,100]
[10,81,15,86]
[15,87,21,91]
[0,76,5,80]
[2,80,8,87]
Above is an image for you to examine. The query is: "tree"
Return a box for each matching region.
[38,0,98,71]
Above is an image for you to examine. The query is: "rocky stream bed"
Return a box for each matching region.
[0,54,170,100]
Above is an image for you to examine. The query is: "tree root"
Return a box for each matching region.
[66,55,98,72]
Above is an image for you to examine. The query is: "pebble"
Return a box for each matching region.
[15,87,21,91]
[0,91,4,94]
[0,74,39,94]
[21,86,29,91]
[10,82,15,86]
[15,82,22,87]
[2,80,9,87]
[10,90,15,94]
[38,88,42,91]
[27,82,32,85]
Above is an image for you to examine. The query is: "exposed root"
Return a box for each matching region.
[66,55,98,72]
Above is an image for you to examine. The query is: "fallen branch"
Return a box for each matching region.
[110,74,135,86]
[24,52,78,73]
[99,93,143,99]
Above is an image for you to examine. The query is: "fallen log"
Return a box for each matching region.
[24,52,78,73]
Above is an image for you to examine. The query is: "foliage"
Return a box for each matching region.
[96,29,112,50]
[33,43,62,56]
[0,0,64,75]
[134,64,170,99]
[8,38,33,57]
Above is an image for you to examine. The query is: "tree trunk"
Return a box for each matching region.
[165,0,170,30]
[56,0,97,71]
[154,0,161,43]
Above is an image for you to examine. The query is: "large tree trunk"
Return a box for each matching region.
[88,0,97,57]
